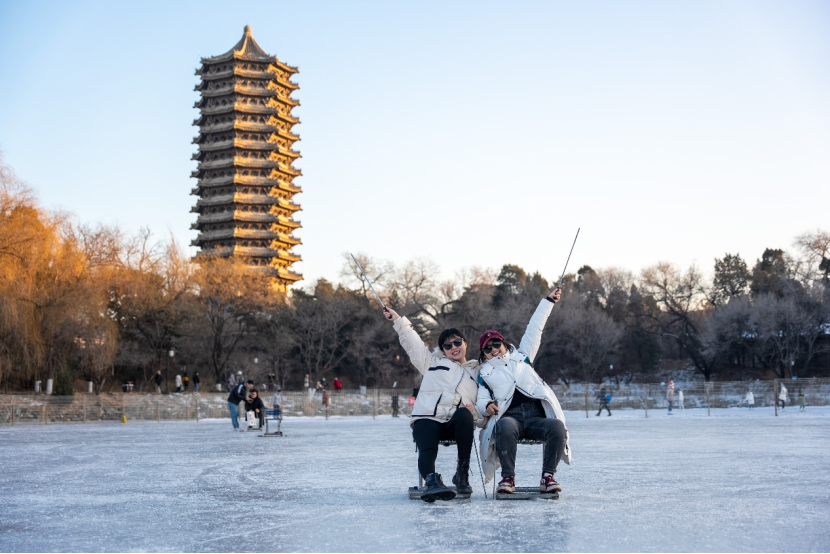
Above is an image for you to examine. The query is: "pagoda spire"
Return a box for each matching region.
[190,26,303,290]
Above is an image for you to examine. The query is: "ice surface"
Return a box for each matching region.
[1,407,829,552]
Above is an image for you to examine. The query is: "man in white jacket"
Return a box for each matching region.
[476,287,571,495]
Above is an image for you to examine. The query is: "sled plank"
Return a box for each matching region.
[496,486,559,500]
[408,486,471,501]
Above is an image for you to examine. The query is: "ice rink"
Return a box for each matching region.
[1,407,829,552]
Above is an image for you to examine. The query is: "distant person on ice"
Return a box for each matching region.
[746,389,754,410]
[779,384,788,410]
[667,381,675,414]
[246,389,265,429]
[798,391,806,412]
[476,287,571,495]
[596,386,611,416]
[228,380,254,433]
[391,393,400,417]
[678,389,684,410]
[384,306,485,503]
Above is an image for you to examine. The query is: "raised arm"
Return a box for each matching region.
[385,307,434,375]
[518,288,561,362]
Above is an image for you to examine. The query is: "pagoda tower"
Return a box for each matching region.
[191,26,302,289]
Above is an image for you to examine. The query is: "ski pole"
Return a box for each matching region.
[556,228,580,290]
[349,253,386,309]
[472,438,487,500]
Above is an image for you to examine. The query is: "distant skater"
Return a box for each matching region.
[779,384,788,410]
[596,386,611,416]
[391,393,400,417]
[678,389,684,410]
[667,381,675,415]
[746,389,754,410]
[798,391,806,412]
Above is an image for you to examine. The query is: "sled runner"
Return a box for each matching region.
[495,486,559,500]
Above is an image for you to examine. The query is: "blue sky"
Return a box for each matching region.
[1,0,828,287]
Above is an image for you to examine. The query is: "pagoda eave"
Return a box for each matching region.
[275,267,303,281]
[197,140,279,153]
[198,104,279,117]
[194,193,280,206]
[194,156,282,168]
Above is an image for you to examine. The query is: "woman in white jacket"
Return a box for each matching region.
[476,287,571,495]
[384,306,485,502]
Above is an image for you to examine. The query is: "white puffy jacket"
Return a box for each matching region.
[476,299,571,483]
[393,317,485,428]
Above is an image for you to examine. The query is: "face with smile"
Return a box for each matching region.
[483,339,507,360]
[441,335,467,363]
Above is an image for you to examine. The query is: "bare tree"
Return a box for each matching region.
[639,262,716,380]
[193,255,278,383]
[280,279,361,385]
[546,301,623,385]
[751,293,827,379]
[793,229,830,287]
[340,252,394,300]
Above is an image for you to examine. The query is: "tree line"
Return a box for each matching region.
[2,155,829,394]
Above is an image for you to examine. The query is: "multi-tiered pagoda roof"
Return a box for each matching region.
[191,26,302,289]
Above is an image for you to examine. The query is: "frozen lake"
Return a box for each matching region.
[1,407,829,552]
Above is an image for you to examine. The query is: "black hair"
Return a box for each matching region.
[246,380,255,385]
[437,328,467,349]
[250,389,259,396]
[478,340,515,363]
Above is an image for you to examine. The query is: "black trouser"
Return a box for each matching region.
[495,400,566,477]
[597,400,611,416]
[412,408,474,478]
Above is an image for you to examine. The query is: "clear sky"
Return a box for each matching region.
[1,0,828,287]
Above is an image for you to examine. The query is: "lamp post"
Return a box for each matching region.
[166,348,175,394]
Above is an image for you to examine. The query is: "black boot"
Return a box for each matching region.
[452,459,473,494]
[421,473,456,503]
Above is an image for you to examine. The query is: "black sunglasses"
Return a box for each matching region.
[442,339,464,351]
[482,340,504,354]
